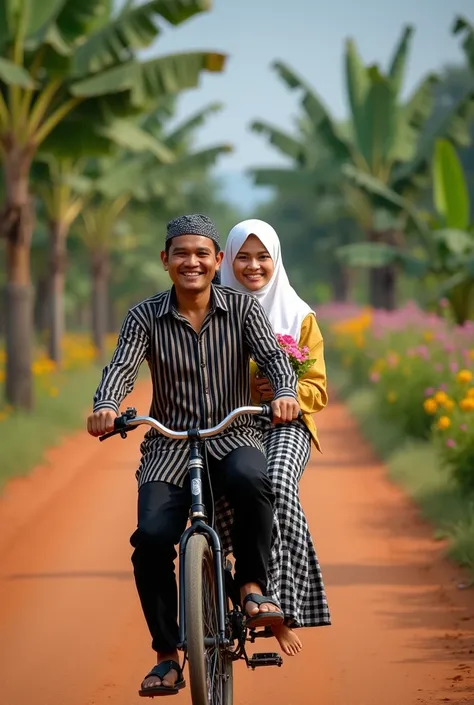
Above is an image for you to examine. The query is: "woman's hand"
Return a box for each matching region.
[255,375,274,401]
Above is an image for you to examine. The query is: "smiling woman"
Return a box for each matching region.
[220,219,330,656]
[232,235,274,290]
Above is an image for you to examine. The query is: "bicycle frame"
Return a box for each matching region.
[177,429,229,651]
[98,403,292,661]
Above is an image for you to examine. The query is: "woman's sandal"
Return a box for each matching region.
[138,660,186,697]
[243,593,284,629]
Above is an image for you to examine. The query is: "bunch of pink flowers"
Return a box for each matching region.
[276,334,315,378]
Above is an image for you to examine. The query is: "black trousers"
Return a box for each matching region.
[130,446,274,653]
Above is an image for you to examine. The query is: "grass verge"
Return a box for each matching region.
[0,363,125,492]
[328,361,474,574]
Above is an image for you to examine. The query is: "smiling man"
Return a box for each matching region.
[87,214,300,697]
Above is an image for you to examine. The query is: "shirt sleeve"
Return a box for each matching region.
[297,313,328,414]
[93,309,149,414]
[243,298,297,400]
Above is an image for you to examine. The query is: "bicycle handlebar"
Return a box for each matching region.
[99,404,300,443]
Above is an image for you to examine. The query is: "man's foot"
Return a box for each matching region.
[240,583,281,619]
[240,583,284,628]
[271,623,303,656]
[141,652,181,692]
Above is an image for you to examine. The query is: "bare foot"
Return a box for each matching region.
[141,651,180,692]
[272,623,303,656]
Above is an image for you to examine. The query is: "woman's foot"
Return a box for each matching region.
[271,623,303,656]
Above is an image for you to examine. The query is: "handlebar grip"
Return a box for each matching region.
[260,404,303,421]
[98,414,137,442]
[99,430,118,442]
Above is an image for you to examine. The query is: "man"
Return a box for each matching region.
[87,214,300,697]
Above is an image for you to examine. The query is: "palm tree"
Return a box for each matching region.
[0,0,226,408]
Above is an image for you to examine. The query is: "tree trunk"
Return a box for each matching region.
[448,281,474,326]
[331,263,351,302]
[2,147,35,410]
[48,220,68,365]
[368,267,397,310]
[367,230,398,310]
[107,296,117,334]
[91,250,109,363]
[34,276,50,337]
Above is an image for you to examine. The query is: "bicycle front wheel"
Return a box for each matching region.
[185,533,233,705]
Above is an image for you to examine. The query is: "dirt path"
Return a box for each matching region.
[1,383,474,705]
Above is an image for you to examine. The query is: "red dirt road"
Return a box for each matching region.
[1,382,474,704]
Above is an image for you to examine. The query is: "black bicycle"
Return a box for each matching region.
[99,404,285,705]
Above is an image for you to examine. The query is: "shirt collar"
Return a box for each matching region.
[156,284,229,319]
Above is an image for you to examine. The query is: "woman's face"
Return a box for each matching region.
[232,234,274,291]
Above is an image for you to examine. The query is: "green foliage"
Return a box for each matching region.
[0,359,114,490]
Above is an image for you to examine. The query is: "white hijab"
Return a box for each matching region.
[220,219,313,341]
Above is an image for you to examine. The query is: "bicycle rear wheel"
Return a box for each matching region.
[185,533,233,705]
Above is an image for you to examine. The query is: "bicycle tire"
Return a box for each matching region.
[185,533,233,705]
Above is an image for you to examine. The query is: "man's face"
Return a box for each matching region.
[161,234,223,293]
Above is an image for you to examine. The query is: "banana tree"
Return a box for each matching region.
[33,99,216,366]
[249,25,474,310]
[0,0,226,408]
[338,139,474,323]
[77,139,232,358]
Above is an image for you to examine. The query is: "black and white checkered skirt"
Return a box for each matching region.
[215,420,331,628]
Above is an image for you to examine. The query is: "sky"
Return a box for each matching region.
[143,0,474,205]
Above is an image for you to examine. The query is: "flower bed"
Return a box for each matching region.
[318,302,474,494]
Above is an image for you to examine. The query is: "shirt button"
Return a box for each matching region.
[205,388,209,395]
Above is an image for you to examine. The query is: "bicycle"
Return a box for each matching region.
[99,404,288,705]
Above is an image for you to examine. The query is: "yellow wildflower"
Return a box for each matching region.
[423,331,434,342]
[442,399,455,412]
[387,391,397,403]
[423,398,438,414]
[457,369,473,384]
[437,416,451,430]
[459,398,474,412]
[49,387,59,397]
[434,391,448,404]
[467,387,474,398]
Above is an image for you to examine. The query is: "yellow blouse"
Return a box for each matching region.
[250,313,328,451]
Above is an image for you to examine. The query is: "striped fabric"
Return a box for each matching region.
[93,284,297,487]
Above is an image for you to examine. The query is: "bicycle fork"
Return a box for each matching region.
[177,432,228,650]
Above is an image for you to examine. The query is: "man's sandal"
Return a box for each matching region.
[139,660,185,697]
[243,593,284,629]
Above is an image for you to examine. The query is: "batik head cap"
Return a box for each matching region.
[166,214,220,248]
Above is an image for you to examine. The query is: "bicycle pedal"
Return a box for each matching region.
[249,626,273,640]
[248,652,283,669]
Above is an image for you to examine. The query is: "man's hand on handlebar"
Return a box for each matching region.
[87,408,118,437]
[271,396,301,424]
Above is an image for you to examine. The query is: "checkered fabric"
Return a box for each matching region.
[215,419,331,628]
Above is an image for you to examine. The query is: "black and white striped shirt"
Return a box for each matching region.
[93,284,297,487]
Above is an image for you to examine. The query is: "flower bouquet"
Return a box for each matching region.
[253,334,315,381]
[275,334,316,378]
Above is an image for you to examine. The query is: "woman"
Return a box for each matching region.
[219,219,331,656]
